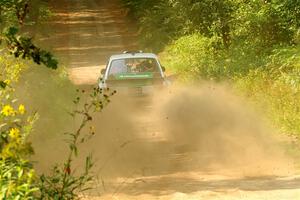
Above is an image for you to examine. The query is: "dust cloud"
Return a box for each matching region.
[152,84,294,177]
[18,73,294,181]
[16,65,77,172]
[86,83,294,180]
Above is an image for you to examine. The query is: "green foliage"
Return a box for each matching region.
[234,46,300,134]
[0,55,38,199]
[4,27,58,69]
[0,0,58,71]
[123,0,300,51]
[0,0,52,28]
[232,0,298,48]
[161,33,268,80]
[0,54,26,84]
[162,34,224,81]
[122,0,180,51]
[0,0,29,26]
[122,0,236,50]
[0,55,32,159]
[0,158,37,199]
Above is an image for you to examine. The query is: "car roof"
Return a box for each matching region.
[109,53,158,60]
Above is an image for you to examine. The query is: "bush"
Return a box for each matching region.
[0,52,115,199]
[234,46,300,134]
[161,34,226,81]
[121,0,182,52]
[0,54,37,199]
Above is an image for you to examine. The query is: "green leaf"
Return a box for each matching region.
[5,26,19,36]
[0,81,7,89]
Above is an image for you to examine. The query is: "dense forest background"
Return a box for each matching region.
[122,0,300,135]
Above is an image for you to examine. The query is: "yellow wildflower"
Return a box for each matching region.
[9,128,20,139]
[1,105,15,116]
[18,104,26,115]
[4,80,11,85]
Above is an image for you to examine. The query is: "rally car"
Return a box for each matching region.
[99,51,170,96]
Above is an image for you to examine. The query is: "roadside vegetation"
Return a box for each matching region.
[0,0,115,199]
[122,0,300,135]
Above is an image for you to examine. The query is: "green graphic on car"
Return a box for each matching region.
[114,72,154,80]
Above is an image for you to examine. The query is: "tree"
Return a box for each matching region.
[0,0,57,91]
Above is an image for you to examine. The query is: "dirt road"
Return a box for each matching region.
[41,0,300,199]
[44,0,138,84]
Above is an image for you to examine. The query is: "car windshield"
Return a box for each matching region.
[108,58,160,77]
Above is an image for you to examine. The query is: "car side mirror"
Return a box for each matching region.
[101,68,106,75]
[161,66,166,72]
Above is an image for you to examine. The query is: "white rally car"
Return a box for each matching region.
[99,51,170,96]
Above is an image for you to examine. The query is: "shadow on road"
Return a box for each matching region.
[109,175,300,196]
